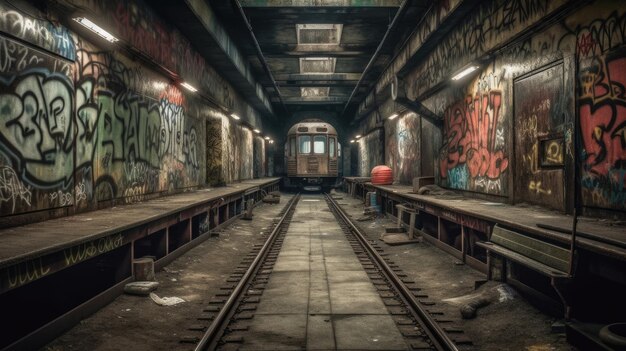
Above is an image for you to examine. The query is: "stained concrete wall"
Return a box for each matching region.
[0,0,265,223]
[356,0,626,214]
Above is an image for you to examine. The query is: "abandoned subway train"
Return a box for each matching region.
[284,119,341,191]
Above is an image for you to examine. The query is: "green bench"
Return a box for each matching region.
[477,224,571,278]
[476,224,572,313]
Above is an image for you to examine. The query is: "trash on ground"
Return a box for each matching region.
[149,292,185,306]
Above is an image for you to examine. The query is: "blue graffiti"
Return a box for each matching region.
[446,164,469,190]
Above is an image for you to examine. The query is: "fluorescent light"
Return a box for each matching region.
[388,113,399,120]
[73,17,119,43]
[180,82,198,92]
[230,114,240,120]
[349,139,355,143]
[355,135,361,139]
[253,129,261,134]
[451,65,479,80]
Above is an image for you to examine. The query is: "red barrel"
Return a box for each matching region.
[371,165,393,185]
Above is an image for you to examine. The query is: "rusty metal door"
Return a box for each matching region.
[513,61,566,211]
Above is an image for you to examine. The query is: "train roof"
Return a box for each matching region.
[287,119,337,135]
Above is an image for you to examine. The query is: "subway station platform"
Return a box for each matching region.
[343,176,626,327]
[344,177,626,262]
[0,177,279,350]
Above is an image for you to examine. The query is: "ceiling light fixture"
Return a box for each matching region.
[180,82,198,92]
[253,129,261,134]
[264,136,270,140]
[73,17,119,43]
[230,114,241,120]
[349,139,355,143]
[451,65,480,81]
[388,113,399,120]
[355,135,361,139]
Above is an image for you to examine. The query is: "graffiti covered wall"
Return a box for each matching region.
[0,0,266,219]
[0,33,205,215]
[437,64,510,195]
[222,117,253,183]
[569,6,626,211]
[253,136,266,178]
[385,112,421,184]
[358,129,383,177]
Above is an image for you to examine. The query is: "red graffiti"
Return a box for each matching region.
[576,32,596,57]
[159,85,186,106]
[579,54,626,178]
[440,91,509,180]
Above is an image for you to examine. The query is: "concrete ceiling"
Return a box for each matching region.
[152,0,428,128]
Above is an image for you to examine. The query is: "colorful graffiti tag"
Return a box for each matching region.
[0,36,203,215]
[579,52,626,210]
[439,90,509,194]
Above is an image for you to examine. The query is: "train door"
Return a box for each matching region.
[312,135,328,175]
[287,136,296,176]
[329,136,338,176]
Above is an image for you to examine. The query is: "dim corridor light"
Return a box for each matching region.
[73,17,119,43]
[269,140,274,144]
[451,65,480,80]
[355,135,361,139]
[253,129,261,134]
[388,113,399,120]
[230,114,241,120]
[180,82,198,92]
[350,139,355,143]
[264,136,270,140]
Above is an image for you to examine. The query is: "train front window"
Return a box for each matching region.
[313,135,326,154]
[329,137,335,157]
[299,135,311,154]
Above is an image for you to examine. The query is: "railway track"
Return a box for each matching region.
[325,194,462,351]
[189,193,301,351]
[190,193,464,350]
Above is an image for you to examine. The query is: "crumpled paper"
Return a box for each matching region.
[149,292,185,306]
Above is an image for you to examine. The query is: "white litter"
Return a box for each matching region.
[496,284,516,302]
[149,292,185,306]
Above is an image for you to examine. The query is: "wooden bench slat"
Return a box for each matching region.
[490,225,570,273]
[476,242,568,278]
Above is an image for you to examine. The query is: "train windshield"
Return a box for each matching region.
[299,135,311,154]
[313,135,326,154]
[329,137,335,157]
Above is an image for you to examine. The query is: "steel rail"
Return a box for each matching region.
[325,194,459,351]
[195,193,300,351]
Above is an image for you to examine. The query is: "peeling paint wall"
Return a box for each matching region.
[0,0,265,221]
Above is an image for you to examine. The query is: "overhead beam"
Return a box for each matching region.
[273,73,362,81]
[264,80,368,87]
[240,0,402,7]
[257,43,379,54]
[261,50,372,58]
[277,96,349,104]
[392,76,443,129]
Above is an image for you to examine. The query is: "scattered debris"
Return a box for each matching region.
[149,292,185,306]
[417,184,462,198]
[124,281,159,295]
[442,283,517,319]
[460,297,491,319]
